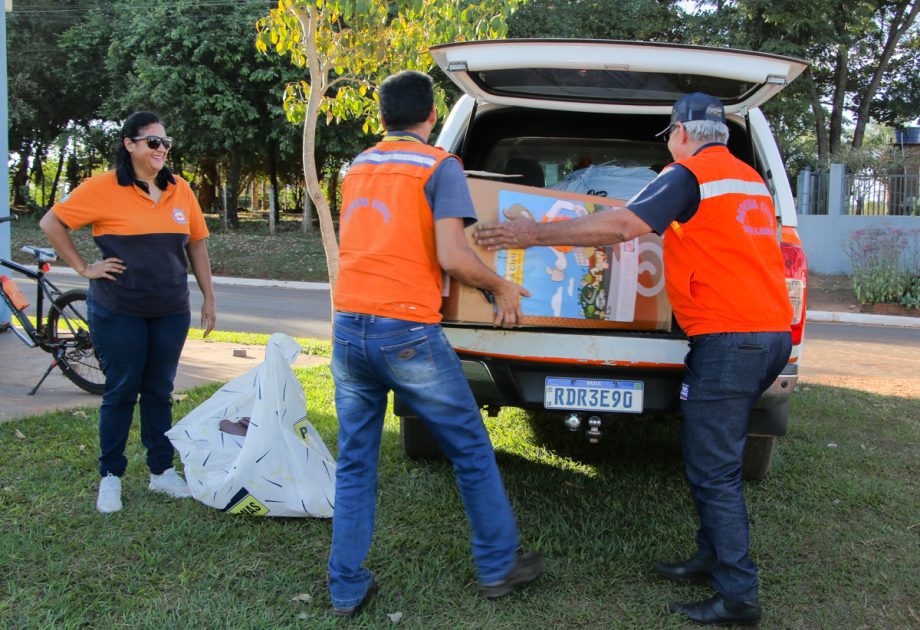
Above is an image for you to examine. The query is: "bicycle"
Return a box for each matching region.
[0,214,105,395]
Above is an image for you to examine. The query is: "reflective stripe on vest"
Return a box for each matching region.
[351,150,439,168]
[699,178,771,200]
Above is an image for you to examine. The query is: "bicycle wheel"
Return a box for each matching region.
[47,289,105,395]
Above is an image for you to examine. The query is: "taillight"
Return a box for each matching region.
[780,240,808,345]
[41,263,51,273]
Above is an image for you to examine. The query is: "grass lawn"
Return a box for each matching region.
[1,366,917,628]
[8,211,331,283]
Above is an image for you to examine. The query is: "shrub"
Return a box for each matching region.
[844,227,920,305]
[900,274,920,310]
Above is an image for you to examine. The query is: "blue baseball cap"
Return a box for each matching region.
[656,92,726,137]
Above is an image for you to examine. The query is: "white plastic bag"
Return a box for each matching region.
[167,333,335,517]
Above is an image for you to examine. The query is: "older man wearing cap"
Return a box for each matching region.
[475,92,793,626]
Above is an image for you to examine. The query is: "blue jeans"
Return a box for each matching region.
[679,331,792,602]
[88,299,190,478]
[328,312,519,609]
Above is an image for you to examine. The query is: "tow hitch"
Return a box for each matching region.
[563,413,604,443]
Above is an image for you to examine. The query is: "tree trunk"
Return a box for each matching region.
[851,0,920,149]
[804,70,830,168]
[48,135,68,208]
[12,144,31,208]
[197,157,218,214]
[32,147,46,208]
[305,193,318,229]
[292,184,304,217]
[226,153,242,229]
[268,139,281,224]
[828,43,848,157]
[294,3,337,293]
[303,119,334,282]
[301,120,318,237]
[66,141,79,193]
[327,164,339,218]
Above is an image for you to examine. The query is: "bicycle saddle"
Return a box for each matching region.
[20,245,58,263]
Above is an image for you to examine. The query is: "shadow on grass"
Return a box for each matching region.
[521,409,684,473]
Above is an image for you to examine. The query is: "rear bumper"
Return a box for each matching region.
[457,356,798,416]
[754,362,798,409]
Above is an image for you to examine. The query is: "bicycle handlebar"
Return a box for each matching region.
[0,214,19,224]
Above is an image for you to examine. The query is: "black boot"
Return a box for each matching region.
[654,554,716,584]
[669,594,761,626]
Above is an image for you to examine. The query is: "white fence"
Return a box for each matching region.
[798,165,920,217]
[796,164,920,274]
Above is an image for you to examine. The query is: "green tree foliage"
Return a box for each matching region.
[98,0,303,226]
[7,0,364,225]
[686,1,920,167]
[507,0,684,40]
[256,0,521,287]
[6,0,110,207]
[8,0,917,222]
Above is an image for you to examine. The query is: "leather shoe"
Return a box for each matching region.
[654,555,716,584]
[669,594,761,626]
[478,550,544,599]
[331,577,377,618]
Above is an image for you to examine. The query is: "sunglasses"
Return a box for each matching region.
[132,135,173,150]
[660,123,679,142]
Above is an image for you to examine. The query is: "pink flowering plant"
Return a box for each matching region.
[844,227,920,308]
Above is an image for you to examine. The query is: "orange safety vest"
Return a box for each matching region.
[334,136,456,323]
[664,145,792,336]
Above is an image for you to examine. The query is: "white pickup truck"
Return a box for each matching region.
[396,40,809,480]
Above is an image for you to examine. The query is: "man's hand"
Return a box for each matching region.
[490,280,531,328]
[475,215,539,251]
[80,257,125,281]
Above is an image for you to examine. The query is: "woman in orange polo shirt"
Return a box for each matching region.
[40,111,217,514]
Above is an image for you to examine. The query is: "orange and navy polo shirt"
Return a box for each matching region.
[50,167,209,317]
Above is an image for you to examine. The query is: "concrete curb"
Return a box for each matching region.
[48,268,919,328]
[806,310,920,328]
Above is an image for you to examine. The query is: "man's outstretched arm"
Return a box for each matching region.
[474,205,653,251]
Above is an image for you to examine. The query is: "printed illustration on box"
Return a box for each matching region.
[166,333,335,517]
[496,190,666,323]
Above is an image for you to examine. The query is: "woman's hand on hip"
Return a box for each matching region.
[80,257,125,281]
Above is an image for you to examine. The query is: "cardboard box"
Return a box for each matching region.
[441,178,672,331]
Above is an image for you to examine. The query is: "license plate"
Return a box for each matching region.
[544,377,644,413]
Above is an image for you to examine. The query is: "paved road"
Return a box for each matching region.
[799,321,920,397]
[27,272,920,398]
[189,281,333,339]
[36,273,334,339]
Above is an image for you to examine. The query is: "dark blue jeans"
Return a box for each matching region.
[88,299,190,478]
[328,312,519,609]
[679,331,792,602]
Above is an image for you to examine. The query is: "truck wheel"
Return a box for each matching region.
[742,435,777,481]
[399,416,445,460]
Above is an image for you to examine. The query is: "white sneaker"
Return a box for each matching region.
[97,474,123,513]
[148,467,193,498]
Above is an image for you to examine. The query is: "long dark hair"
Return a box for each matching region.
[115,111,169,190]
